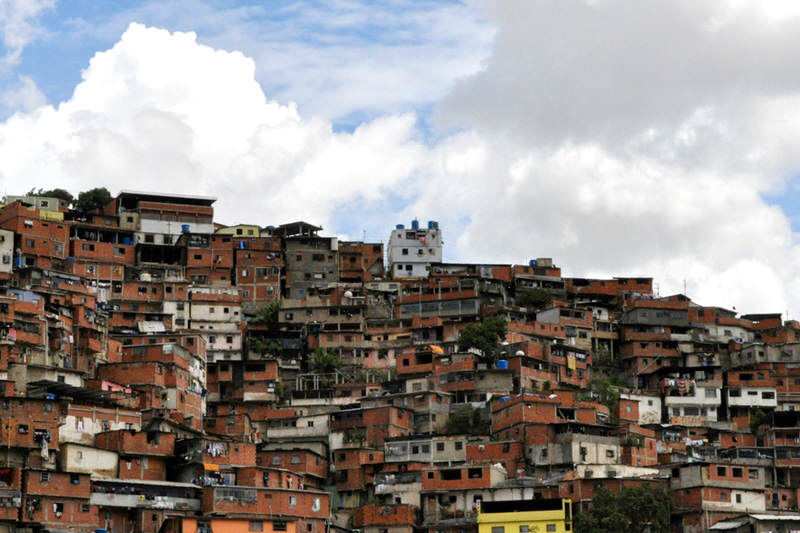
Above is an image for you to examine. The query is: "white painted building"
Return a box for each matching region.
[388,220,442,278]
[665,385,721,422]
[728,387,778,408]
[0,229,12,275]
[620,392,662,425]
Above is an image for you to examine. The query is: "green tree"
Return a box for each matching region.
[589,377,622,422]
[516,288,553,309]
[251,301,280,324]
[574,485,672,533]
[309,348,342,374]
[750,408,771,436]
[75,187,112,213]
[444,406,489,435]
[457,316,508,366]
[27,188,74,205]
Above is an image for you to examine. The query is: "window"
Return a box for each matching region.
[288,495,296,508]
[763,391,775,399]
[455,441,463,450]
[717,466,726,476]
[749,469,759,479]
[436,442,445,451]
[705,389,716,398]
[732,467,743,478]
[735,493,742,504]
[546,525,557,532]
[40,471,50,482]
[520,527,530,533]
[492,528,505,533]
[272,456,281,465]
[249,521,263,532]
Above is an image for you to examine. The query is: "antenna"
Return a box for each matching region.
[683,279,687,295]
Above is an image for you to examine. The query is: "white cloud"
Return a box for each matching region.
[0,0,53,65]
[60,0,494,122]
[3,7,800,320]
[0,23,426,229]
[1,73,45,112]
[424,0,800,315]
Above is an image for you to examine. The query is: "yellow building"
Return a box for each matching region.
[477,498,572,533]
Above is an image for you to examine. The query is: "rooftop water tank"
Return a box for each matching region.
[496,359,508,369]
[411,219,419,230]
[515,350,525,357]
[396,224,405,230]
[428,220,439,229]
[181,224,190,233]
[529,259,538,267]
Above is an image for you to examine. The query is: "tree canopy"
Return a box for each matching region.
[574,485,672,533]
[309,348,342,374]
[75,187,112,213]
[443,405,490,435]
[26,188,74,204]
[457,316,508,365]
[251,301,280,324]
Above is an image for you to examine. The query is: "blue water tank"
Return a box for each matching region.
[499,395,511,403]
[529,259,538,268]
[496,359,508,369]
[181,224,190,233]
[396,224,405,230]
[13,257,23,269]
[428,220,438,229]
[121,237,131,245]
[411,219,419,230]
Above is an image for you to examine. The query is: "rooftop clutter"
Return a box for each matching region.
[0,193,797,532]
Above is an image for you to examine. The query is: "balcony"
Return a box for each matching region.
[90,479,201,511]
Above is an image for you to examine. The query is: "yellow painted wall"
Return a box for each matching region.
[477,500,572,533]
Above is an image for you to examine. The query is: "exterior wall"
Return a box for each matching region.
[728,387,778,408]
[620,393,662,425]
[60,405,142,445]
[388,224,443,278]
[182,518,297,533]
[58,443,118,478]
[0,229,12,274]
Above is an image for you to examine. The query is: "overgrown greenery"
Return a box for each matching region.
[75,187,112,213]
[443,406,490,435]
[515,287,554,309]
[251,301,280,324]
[750,408,771,436]
[574,485,672,533]
[457,316,508,366]
[309,348,342,374]
[588,377,623,423]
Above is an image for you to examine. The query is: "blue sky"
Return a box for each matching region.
[6,0,493,131]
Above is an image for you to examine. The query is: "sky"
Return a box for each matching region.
[1,0,800,317]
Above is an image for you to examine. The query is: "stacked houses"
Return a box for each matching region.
[0,190,797,532]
